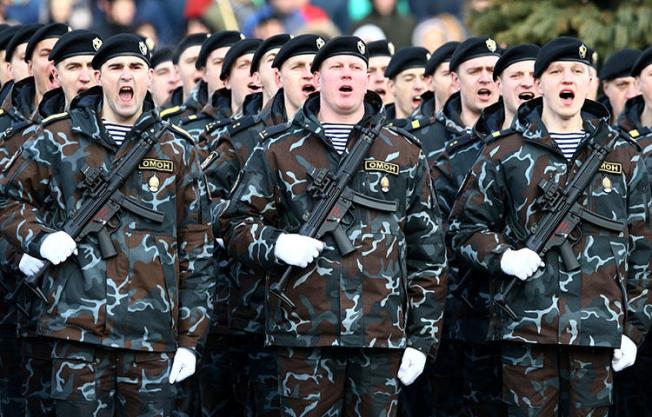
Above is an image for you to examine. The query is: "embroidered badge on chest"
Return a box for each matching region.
[139,158,174,173]
[602,176,612,193]
[598,161,622,175]
[380,175,390,193]
[364,160,399,175]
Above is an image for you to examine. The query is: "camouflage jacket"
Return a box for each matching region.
[408,91,469,162]
[220,91,448,354]
[432,99,522,343]
[204,89,287,335]
[0,77,41,330]
[161,80,209,127]
[0,86,215,352]
[616,95,652,185]
[449,97,652,348]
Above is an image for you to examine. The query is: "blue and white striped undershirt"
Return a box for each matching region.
[103,120,132,147]
[550,131,585,160]
[322,123,354,154]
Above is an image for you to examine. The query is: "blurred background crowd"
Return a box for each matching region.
[1,0,652,75]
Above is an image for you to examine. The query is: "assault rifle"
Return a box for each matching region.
[269,120,399,309]
[9,123,165,308]
[494,131,626,320]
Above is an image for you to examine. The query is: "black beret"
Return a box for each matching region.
[449,36,501,73]
[600,49,639,80]
[310,36,368,73]
[534,37,593,78]
[6,24,43,63]
[368,40,394,58]
[49,30,101,65]
[196,31,244,69]
[424,41,459,76]
[384,46,429,79]
[151,46,174,69]
[0,26,20,52]
[25,23,70,62]
[219,38,261,80]
[250,33,291,75]
[272,34,323,69]
[631,47,652,77]
[492,43,539,80]
[92,33,152,70]
[173,33,209,65]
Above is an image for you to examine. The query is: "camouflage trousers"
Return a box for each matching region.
[399,339,504,417]
[50,340,176,417]
[610,335,652,417]
[0,326,23,417]
[21,337,55,417]
[501,343,612,417]
[276,346,402,417]
[198,333,279,417]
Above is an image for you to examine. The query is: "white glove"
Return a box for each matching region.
[169,347,197,384]
[397,347,427,386]
[18,253,46,277]
[274,233,325,268]
[612,335,637,372]
[500,248,544,281]
[39,231,77,265]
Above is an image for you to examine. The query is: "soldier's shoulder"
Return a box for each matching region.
[205,117,232,135]
[258,121,292,142]
[227,115,257,137]
[41,111,70,127]
[384,125,422,148]
[613,128,642,151]
[165,122,194,143]
[159,105,184,120]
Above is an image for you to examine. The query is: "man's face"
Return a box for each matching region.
[10,43,30,82]
[255,48,280,102]
[636,66,652,110]
[224,53,261,110]
[431,61,457,108]
[536,61,591,120]
[315,55,368,117]
[388,67,427,117]
[368,55,390,103]
[203,46,229,97]
[453,55,499,115]
[176,45,201,96]
[496,60,537,117]
[97,55,152,123]
[277,54,316,111]
[29,37,61,96]
[604,76,639,119]
[151,60,180,107]
[54,54,96,104]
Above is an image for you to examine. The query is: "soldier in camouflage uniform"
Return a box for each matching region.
[0,25,21,104]
[610,46,652,417]
[597,49,641,125]
[150,47,181,108]
[449,37,652,417]
[199,34,320,417]
[383,46,429,125]
[163,33,209,111]
[0,34,214,417]
[220,36,448,417]
[423,41,459,117]
[162,32,242,139]
[427,44,540,417]
[408,37,500,162]
[367,40,393,106]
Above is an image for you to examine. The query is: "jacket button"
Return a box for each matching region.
[303,212,311,221]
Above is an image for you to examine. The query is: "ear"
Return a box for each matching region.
[451,71,460,90]
[313,70,321,88]
[602,80,610,95]
[535,77,543,97]
[52,65,61,84]
[495,76,502,92]
[94,69,101,85]
[387,78,396,99]
[273,68,281,89]
[28,60,34,77]
[146,67,154,88]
